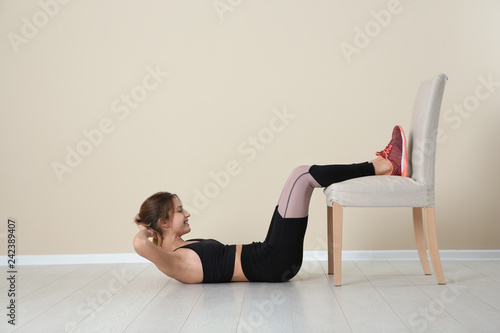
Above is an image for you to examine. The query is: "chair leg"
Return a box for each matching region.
[424,206,446,285]
[413,207,432,275]
[327,205,334,275]
[333,202,343,286]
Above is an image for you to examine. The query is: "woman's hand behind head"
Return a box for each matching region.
[136,223,157,239]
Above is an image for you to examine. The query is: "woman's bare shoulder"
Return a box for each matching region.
[158,248,203,283]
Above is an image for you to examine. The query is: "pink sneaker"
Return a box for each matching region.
[376,125,408,177]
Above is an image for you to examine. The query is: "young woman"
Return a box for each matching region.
[133,125,408,283]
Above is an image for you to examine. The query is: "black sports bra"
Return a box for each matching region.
[174,239,236,283]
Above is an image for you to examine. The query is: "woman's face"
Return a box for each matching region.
[168,197,191,236]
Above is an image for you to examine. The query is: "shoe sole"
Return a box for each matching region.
[397,125,408,177]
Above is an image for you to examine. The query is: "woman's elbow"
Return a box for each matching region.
[133,237,147,257]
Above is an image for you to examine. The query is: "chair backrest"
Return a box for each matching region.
[408,74,448,189]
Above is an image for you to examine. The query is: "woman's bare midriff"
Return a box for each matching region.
[232,244,249,282]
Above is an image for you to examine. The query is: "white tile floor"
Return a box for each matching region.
[2,260,500,333]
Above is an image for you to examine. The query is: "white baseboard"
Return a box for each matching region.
[1,250,499,266]
[1,253,149,266]
[303,250,500,261]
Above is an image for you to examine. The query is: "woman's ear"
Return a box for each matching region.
[157,218,169,230]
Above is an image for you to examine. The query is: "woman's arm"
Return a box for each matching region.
[133,226,201,283]
[133,228,158,258]
[133,227,178,275]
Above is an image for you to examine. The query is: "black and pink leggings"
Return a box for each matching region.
[241,162,375,282]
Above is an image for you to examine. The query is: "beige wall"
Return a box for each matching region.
[1,0,499,255]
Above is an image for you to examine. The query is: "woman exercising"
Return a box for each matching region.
[133,125,408,283]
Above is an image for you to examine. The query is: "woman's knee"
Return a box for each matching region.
[290,165,311,178]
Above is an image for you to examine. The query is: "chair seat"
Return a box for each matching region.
[323,175,434,208]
